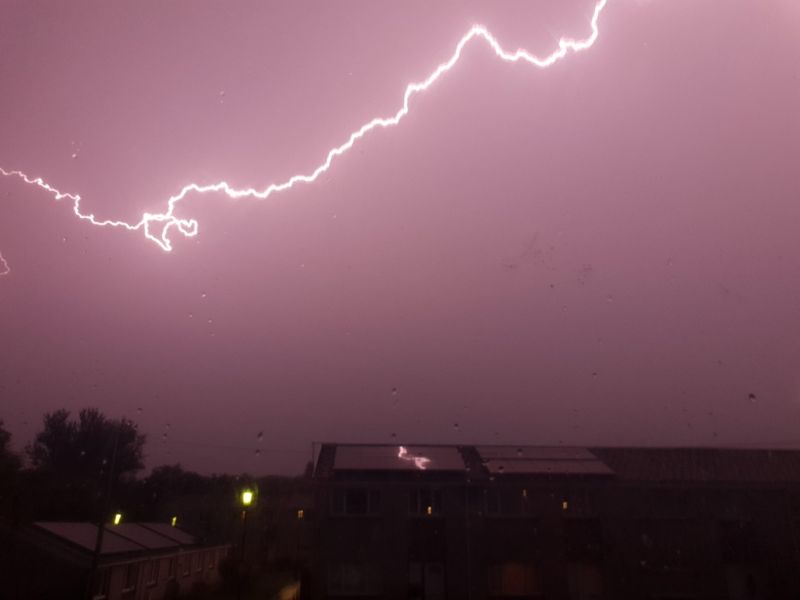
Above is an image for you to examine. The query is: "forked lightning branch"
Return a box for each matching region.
[0,0,608,277]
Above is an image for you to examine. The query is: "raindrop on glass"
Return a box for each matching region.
[748,392,757,402]
[201,292,207,299]
[257,431,263,441]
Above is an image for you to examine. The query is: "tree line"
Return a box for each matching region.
[0,408,256,542]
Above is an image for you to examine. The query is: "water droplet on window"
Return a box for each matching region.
[516,448,523,457]
[207,319,213,324]
[392,388,398,396]
[390,432,397,439]
[61,236,68,243]
[71,153,78,159]
[592,371,598,378]
[748,392,757,402]
[136,407,142,414]
[255,449,261,456]
[498,465,505,473]
[453,423,460,431]
[188,313,193,319]
[201,292,207,299]
[606,294,614,303]
[257,431,263,441]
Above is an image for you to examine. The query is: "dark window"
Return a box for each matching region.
[331,488,381,515]
[327,564,381,595]
[488,562,542,597]
[719,520,759,563]
[565,519,604,561]
[122,563,139,596]
[91,568,111,600]
[567,563,603,600]
[484,488,531,516]
[145,560,159,585]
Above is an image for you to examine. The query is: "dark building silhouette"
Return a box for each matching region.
[308,444,800,600]
[0,520,230,599]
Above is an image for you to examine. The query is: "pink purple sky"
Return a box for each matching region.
[1,1,799,475]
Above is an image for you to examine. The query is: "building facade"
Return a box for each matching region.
[0,520,230,600]
[309,444,800,600]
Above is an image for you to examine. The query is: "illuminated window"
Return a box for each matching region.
[297,509,305,520]
[409,488,442,516]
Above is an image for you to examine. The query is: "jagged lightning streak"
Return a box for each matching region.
[398,446,432,470]
[0,0,607,275]
[0,252,9,277]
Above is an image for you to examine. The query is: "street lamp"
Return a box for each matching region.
[113,512,122,526]
[237,487,256,600]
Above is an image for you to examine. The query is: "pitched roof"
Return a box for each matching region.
[33,521,195,556]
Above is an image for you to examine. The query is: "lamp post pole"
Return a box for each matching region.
[237,489,254,600]
[85,428,119,600]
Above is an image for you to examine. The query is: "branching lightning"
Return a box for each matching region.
[0,0,607,276]
[398,445,431,470]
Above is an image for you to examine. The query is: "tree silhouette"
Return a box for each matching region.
[29,407,145,480]
[0,419,21,478]
[23,408,145,520]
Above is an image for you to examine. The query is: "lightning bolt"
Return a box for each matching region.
[0,252,9,277]
[398,445,431,470]
[0,0,608,276]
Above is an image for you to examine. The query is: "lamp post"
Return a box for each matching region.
[237,488,255,600]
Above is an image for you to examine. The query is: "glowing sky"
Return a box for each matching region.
[1,0,799,474]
